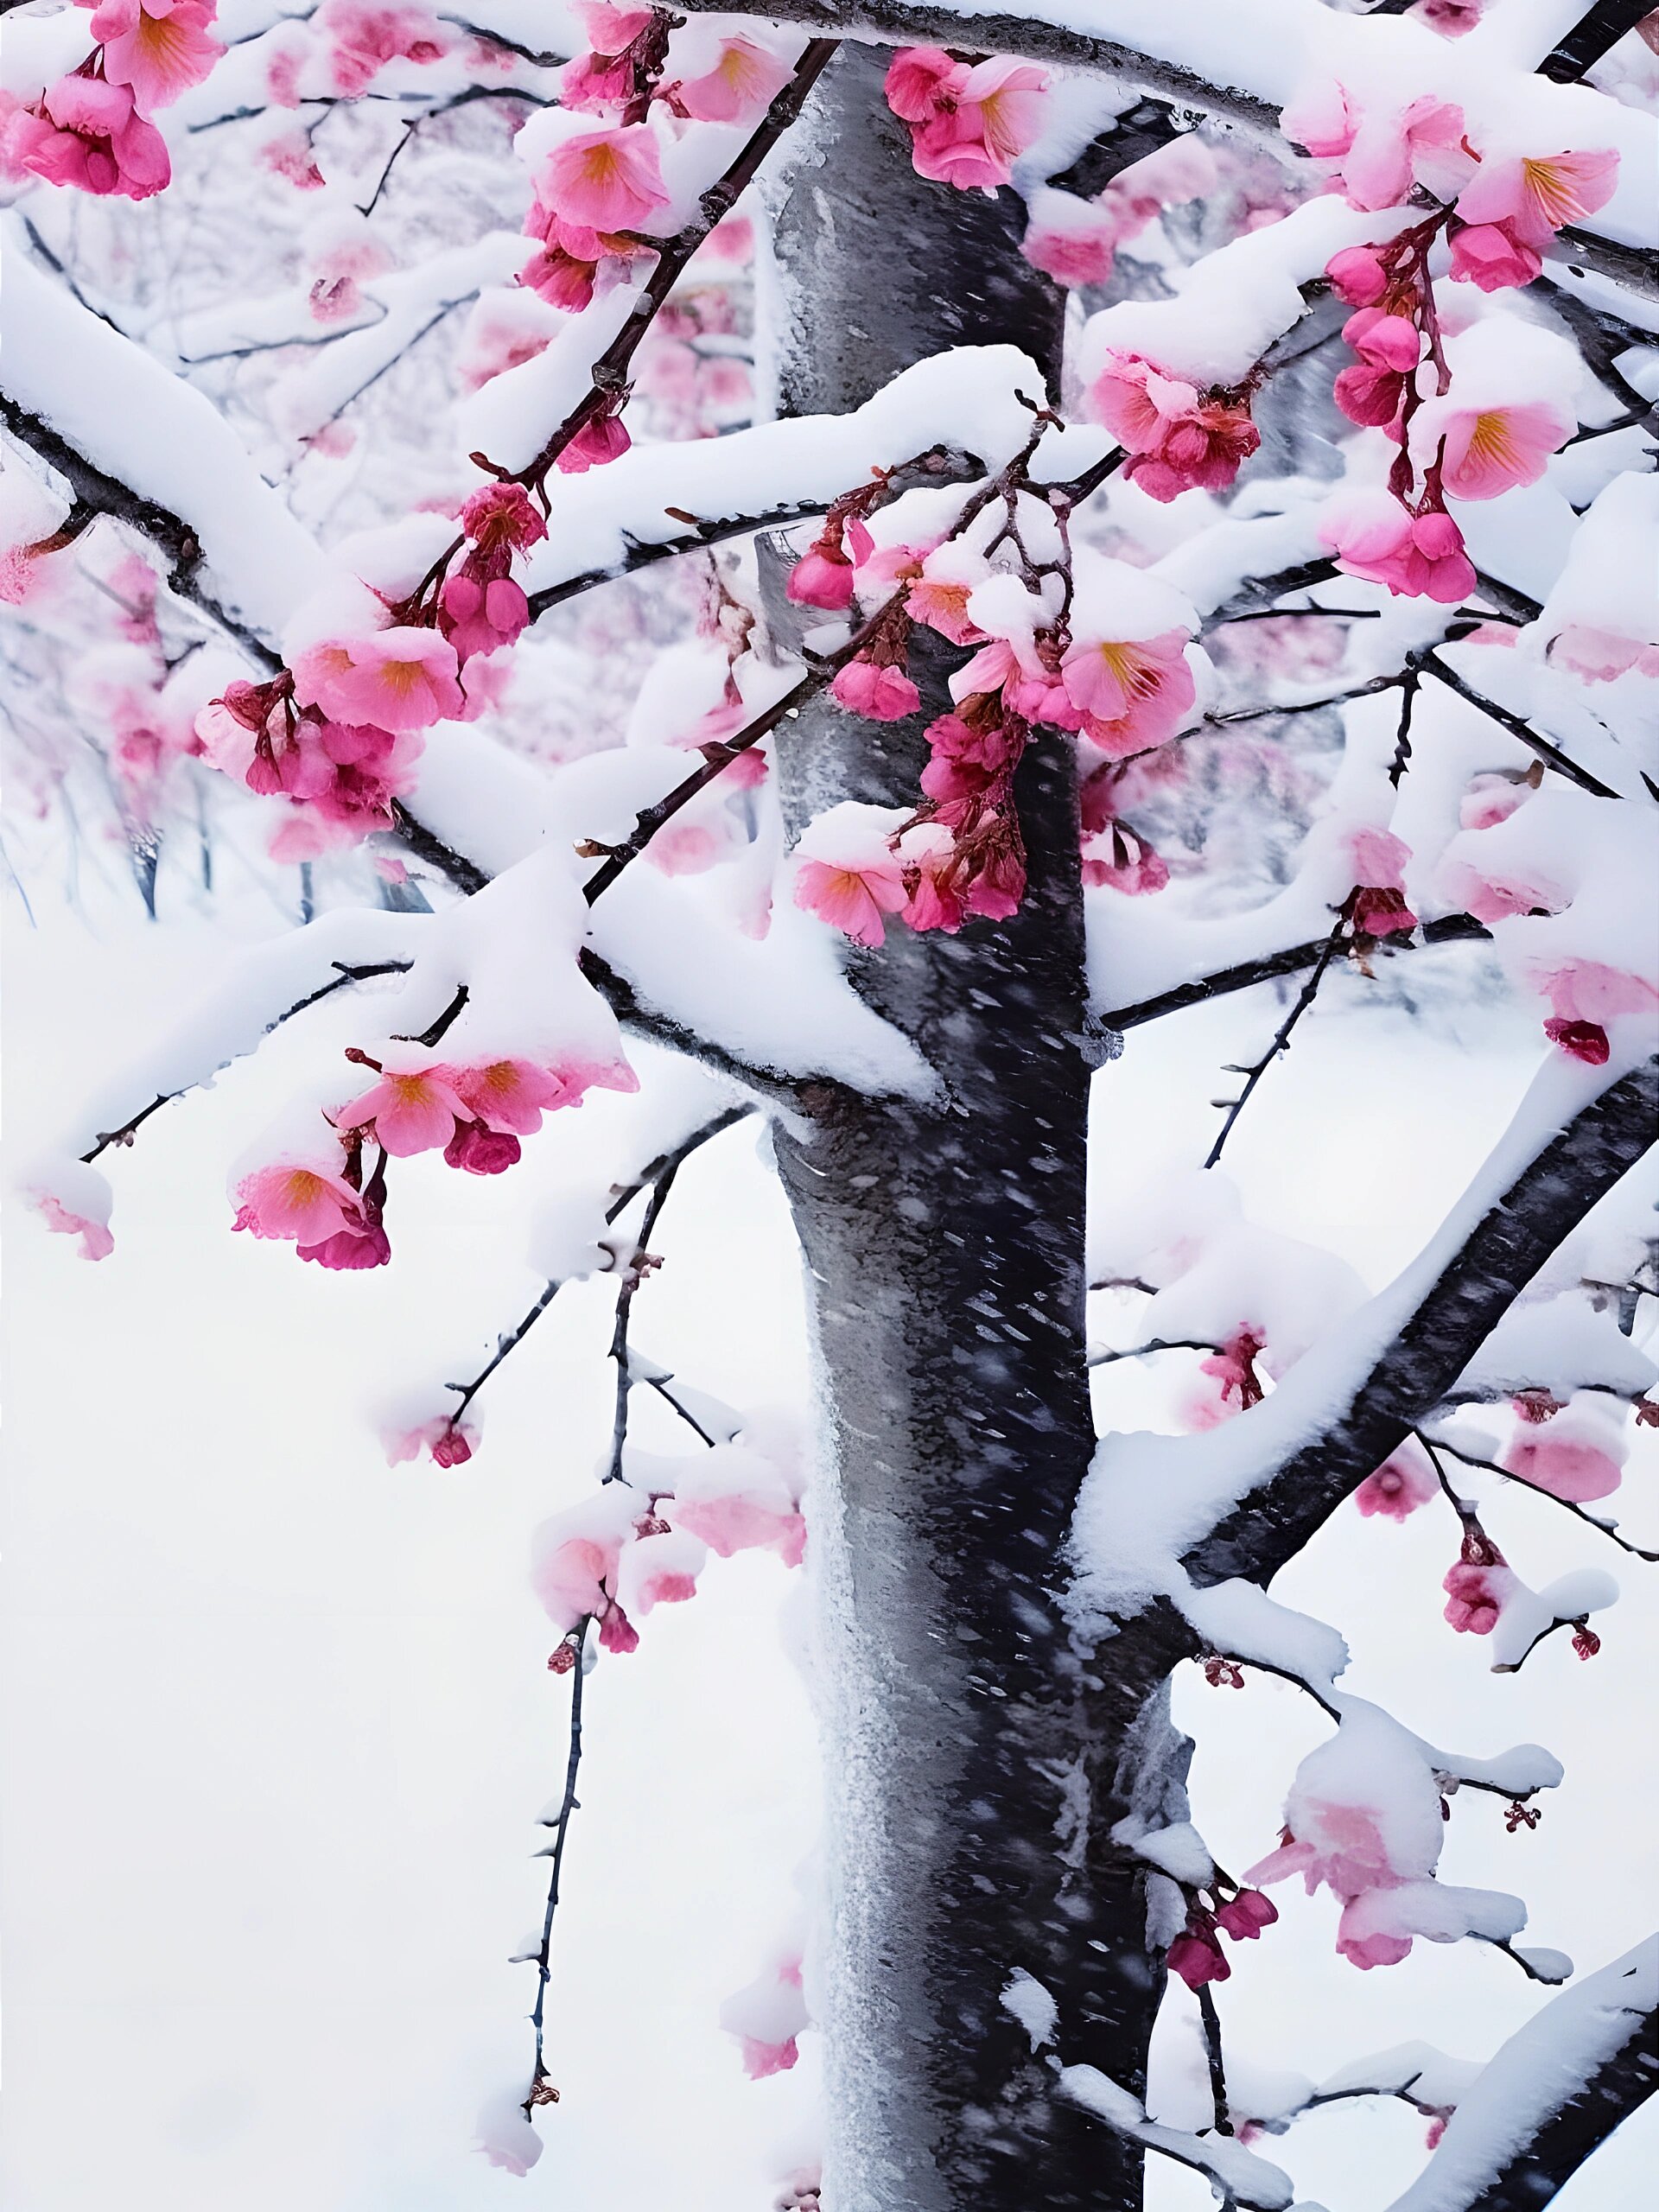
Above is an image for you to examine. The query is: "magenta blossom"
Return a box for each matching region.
[538,124,669,234]
[5,73,171,199]
[831,658,921,722]
[1214,1890,1278,1942]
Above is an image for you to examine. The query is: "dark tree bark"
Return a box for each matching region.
[760,47,1171,2210]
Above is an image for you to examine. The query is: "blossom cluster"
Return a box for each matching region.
[2,0,223,201]
[882,46,1049,194]
[232,1046,626,1270]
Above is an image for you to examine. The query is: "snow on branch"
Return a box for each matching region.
[1383,1935,1658,2212]
[1056,2063,1297,2210]
[1,237,325,635]
[1071,1053,1659,1623]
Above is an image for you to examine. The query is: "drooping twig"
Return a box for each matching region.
[524,1613,590,2115]
[1422,1431,1659,1562]
[442,1105,754,1429]
[1203,903,1351,1168]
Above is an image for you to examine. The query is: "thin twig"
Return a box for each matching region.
[1203,906,1351,1168]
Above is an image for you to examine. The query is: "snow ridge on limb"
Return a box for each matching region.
[1055,2063,1297,2209]
[1383,1936,1658,2212]
[0,236,325,632]
[675,0,1657,252]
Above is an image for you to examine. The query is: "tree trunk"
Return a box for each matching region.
[760,48,1179,2209]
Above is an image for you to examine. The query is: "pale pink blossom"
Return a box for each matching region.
[556,410,631,474]
[232,1160,365,1245]
[93,0,223,114]
[385,1415,478,1467]
[1547,624,1659,683]
[334,1058,467,1157]
[32,1191,115,1262]
[672,36,791,124]
[1323,494,1477,605]
[883,45,957,123]
[1082,823,1169,896]
[1021,201,1120,288]
[1060,631,1195,756]
[792,804,910,949]
[1504,1420,1625,1503]
[1456,148,1620,247]
[292,627,464,731]
[452,1058,572,1135]
[1336,1908,1414,1971]
[257,128,326,190]
[906,550,988,646]
[1440,853,1566,925]
[538,124,669,233]
[1435,399,1574,501]
[1535,959,1659,1052]
[1355,1448,1440,1520]
[671,1491,807,1568]
[785,538,855,611]
[317,0,448,94]
[1340,97,1467,213]
[1245,1802,1397,1900]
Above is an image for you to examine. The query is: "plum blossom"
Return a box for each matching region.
[1214,1890,1278,1942]
[32,1191,115,1262]
[792,802,909,949]
[4,73,170,199]
[671,36,791,124]
[1535,959,1659,1065]
[292,627,464,732]
[720,1958,809,2078]
[831,658,920,722]
[885,48,1049,193]
[93,0,224,113]
[1433,398,1575,501]
[1355,1446,1439,1521]
[1346,824,1418,938]
[1322,492,1476,605]
[1167,1926,1230,1988]
[1547,625,1659,683]
[385,1414,478,1467]
[1443,1557,1511,1635]
[334,1052,470,1157]
[1455,148,1620,249]
[538,124,669,233]
[1448,224,1542,293]
[1504,1409,1626,1503]
[232,1160,365,1246]
[1059,632,1195,758]
[1087,353,1259,503]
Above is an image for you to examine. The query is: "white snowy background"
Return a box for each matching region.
[6,857,1655,2210]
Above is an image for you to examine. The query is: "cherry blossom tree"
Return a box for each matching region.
[4,0,1658,2206]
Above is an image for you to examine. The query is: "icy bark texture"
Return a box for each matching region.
[761,46,1173,2210]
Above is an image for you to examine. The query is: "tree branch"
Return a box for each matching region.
[1539,1,1658,82]
[1098,914,1491,1033]
[1181,1056,1659,1589]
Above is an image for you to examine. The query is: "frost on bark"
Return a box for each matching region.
[761,46,1167,2209]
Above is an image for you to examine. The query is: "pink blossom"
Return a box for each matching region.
[1443,1559,1505,1634]
[1325,245,1389,307]
[1341,97,1467,213]
[1082,823,1169,896]
[1448,223,1541,292]
[1504,1422,1625,1503]
[386,1415,478,1467]
[737,2035,799,2078]
[1281,78,1357,160]
[884,46,957,123]
[599,1605,639,1654]
[671,1492,807,1568]
[785,539,855,611]
[444,1120,522,1174]
[1436,399,1574,501]
[293,627,463,732]
[908,56,1050,193]
[335,1056,468,1156]
[673,36,791,124]
[830,659,920,721]
[317,0,448,94]
[1199,1327,1268,1415]
[1355,1449,1440,1520]
[1021,203,1120,288]
[1455,149,1620,247]
[1323,495,1477,605]
[460,480,546,552]
[1214,1890,1278,1942]
[1547,624,1659,683]
[94,0,224,114]
[1535,959,1659,1046]
[258,128,326,189]
[556,410,631,474]
[1060,631,1195,756]
[794,850,908,948]
[1336,1909,1414,1971]
[1167,1931,1230,1988]
[539,124,669,233]
[1088,353,1259,502]
[1440,853,1566,925]
[906,555,988,647]
[232,1160,364,1245]
[452,1058,571,1135]
[32,1191,115,1262]
[6,73,171,199]
[300,1215,391,1268]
